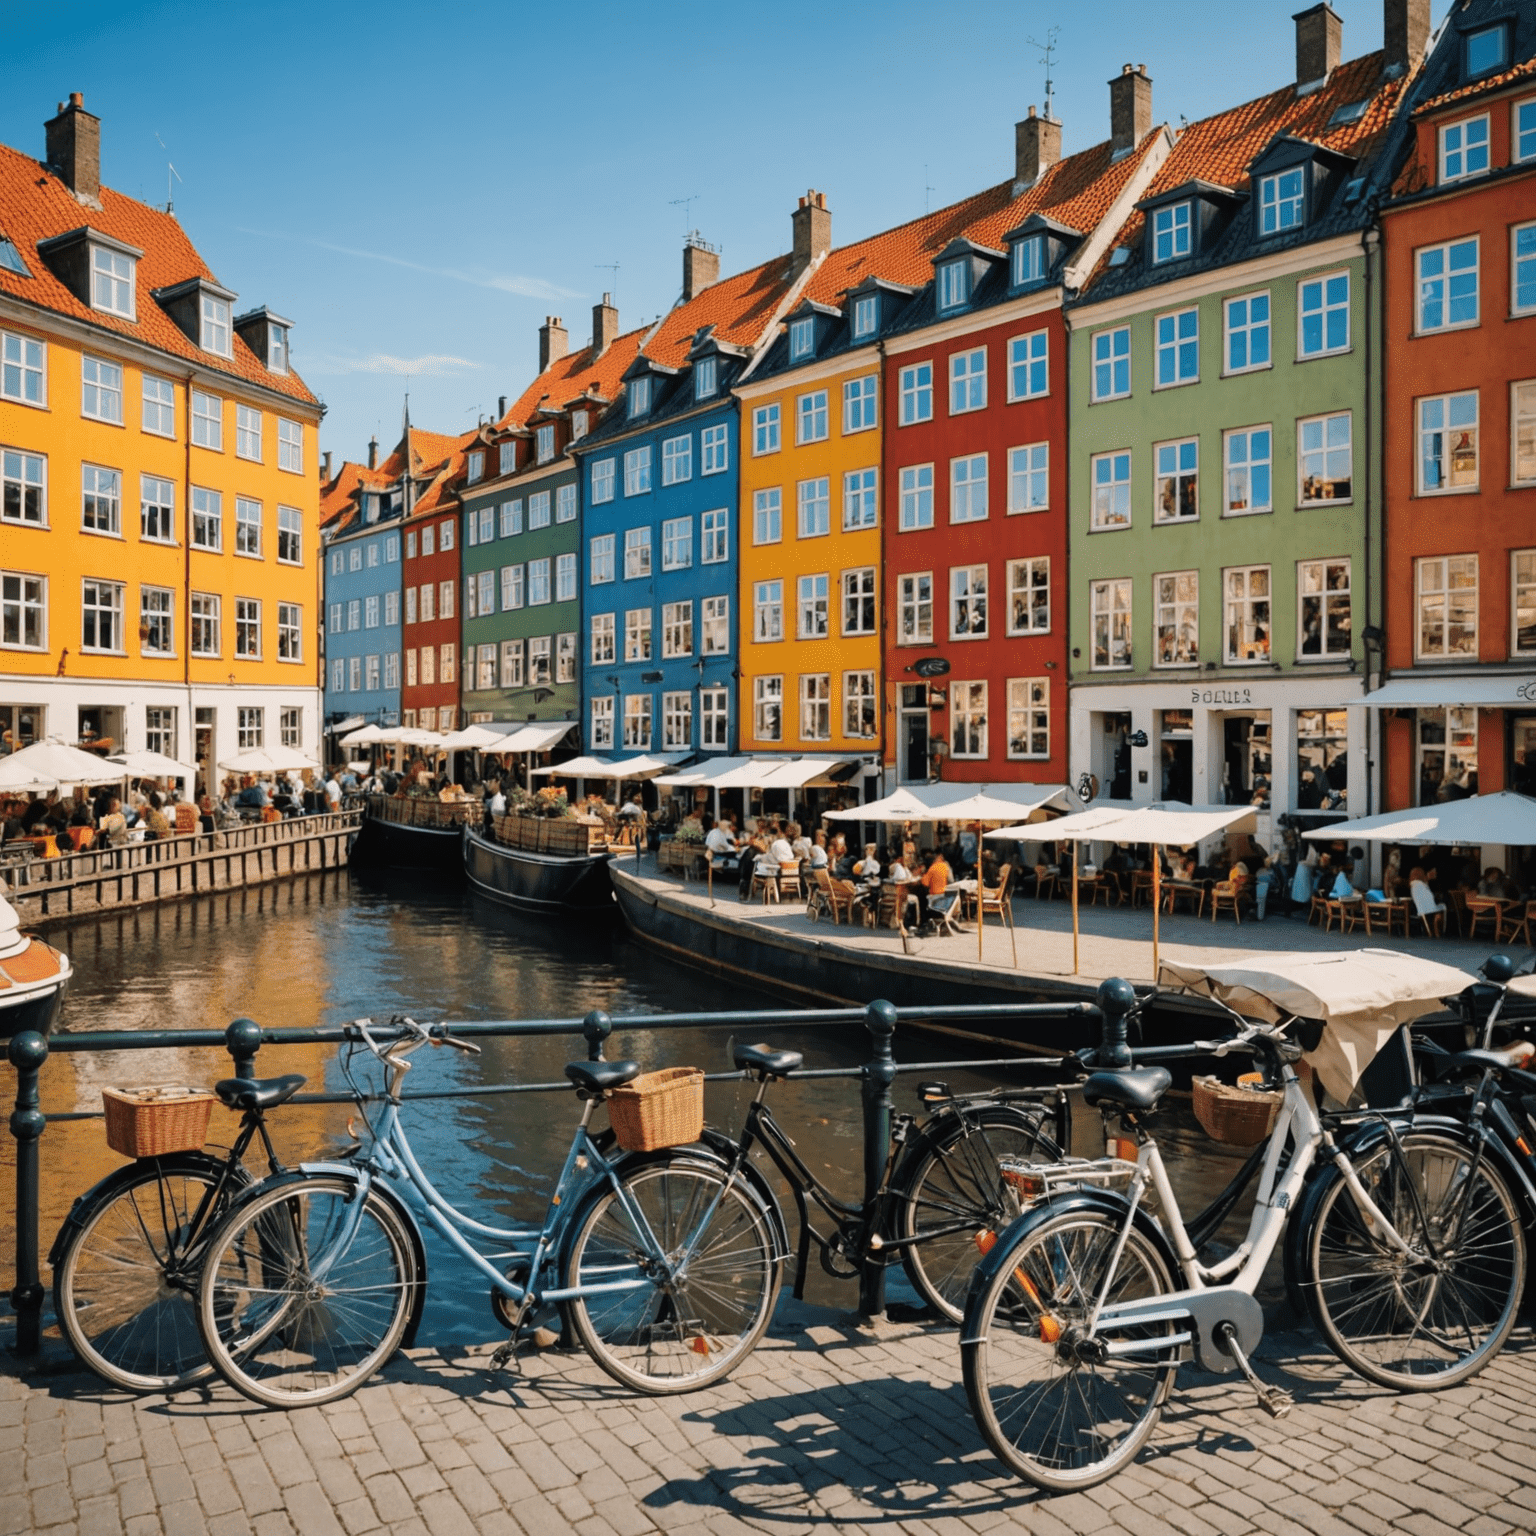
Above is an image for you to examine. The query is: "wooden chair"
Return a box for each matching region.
[69,825,95,852]
[1209,880,1243,924]
[1308,893,1331,927]
[876,882,916,930]
[1325,898,1365,934]
[1465,898,1505,942]
[751,862,780,903]
[808,867,855,925]
[1089,874,1119,908]
[777,861,804,902]
[1130,870,1154,908]
[1499,900,1536,947]
[1363,898,1407,938]
[1032,863,1057,900]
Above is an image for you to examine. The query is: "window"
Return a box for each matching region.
[842,467,878,531]
[949,349,986,414]
[276,504,302,565]
[495,441,517,477]
[1092,327,1131,401]
[1416,238,1479,332]
[1223,566,1271,664]
[142,374,174,435]
[797,574,829,639]
[527,491,551,530]
[235,405,262,462]
[440,577,455,618]
[1224,427,1272,515]
[1514,380,1536,486]
[950,454,988,523]
[90,246,134,316]
[800,675,831,741]
[81,578,123,652]
[1153,438,1198,523]
[701,422,728,474]
[475,570,495,616]
[2,449,45,524]
[702,595,729,654]
[662,434,692,485]
[1467,23,1508,76]
[501,500,523,537]
[1518,99,1536,163]
[1298,413,1352,504]
[385,534,398,562]
[1417,707,1478,804]
[842,568,876,635]
[899,363,933,424]
[235,496,262,556]
[843,671,876,738]
[191,593,219,656]
[1,332,44,405]
[557,632,576,683]
[663,692,693,749]
[796,390,828,444]
[1419,392,1479,494]
[624,608,652,662]
[405,651,418,688]
[408,584,422,623]
[552,551,575,603]
[384,653,399,689]
[384,590,398,625]
[535,426,555,465]
[440,642,456,686]
[403,586,417,625]
[1152,203,1191,263]
[695,356,718,400]
[0,239,26,277]
[1514,224,1536,315]
[1299,271,1350,356]
[1154,571,1199,666]
[81,355,122,423]
[132,584,172,656]
[898,573,932,644]
[590,695,614,750]
[591,457,616,502]
[789,317,814,361]
[1007,557,1050,636]
[662,600,693,657]
[853,294,878,339]
[701,507,728,563]
[753,676,782,741]
[951,564,987,639]
[591,612,616,664]
[1513,551,1536,655]
[1,573,45,650]
[662,516,692,570]
[1440,116,1490,182]
[500,638,524,689]
[328,602,342,633]
[465,449,485,486]
[234,597,261,658]
[81,464,120,534]
[1298,558,1351,658]
[937,260,970,312]
[1007,679,1050,760]
[753,581,783,642]
[590,533,615,584]
[1155,308,1198,386]
[951,681,987,758]
[278,418,303,473]
[188,390,223,450]
[269,601,300,662]
[1013,236,1045,287]
[200,293,231,355]
[623,694,652,750]
[899,464,933,530]
[797,478,830,538]
[623,447,652,495]
[350,546,362,571]
[1091,450,1132,530]
[1007,331,1048,400]
[237,708,263,749]
[754,488,782,545]
[1007,442,1049,515]
[474,643,495,691]
[1259,168,1304,235]
[147,707,178,756]
[528,558,552,605]
[844,375,878,433]
[624,526,651,579]
[265,323,289,374]
[701,687,729,748]
[1224,292,1270,374]
[406,530,417,558]
[628,376,651,419]
[753,403,781,455]
[1091,579,1132,670]
[367,541,379,566]
[1417,555,1478,660]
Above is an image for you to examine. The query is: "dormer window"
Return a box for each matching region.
[571,409,590,442]
[1152,204,1191,264]
[467,450,484,483]
[695,355,718,400]
[1012,236,1045,287]
[937,260,970,313]
[1465,23,1508,80]
[628,375,651,419]
[200,293,231,356]
[1259,168,1305,235]
[91,245,134,317]
[267,326,289,373]
[1440,117,1490,182]
[0,237,27,276]
[789,317,815,361]
[852,294,878,340]
[499,441,516,474]
[536,424,556,463]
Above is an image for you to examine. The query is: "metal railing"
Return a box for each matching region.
[4,982,1140,1353]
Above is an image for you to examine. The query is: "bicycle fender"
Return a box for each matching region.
[895,1101,1059,1188]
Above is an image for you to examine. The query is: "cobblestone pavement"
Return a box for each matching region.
[5,1305,1536,1536]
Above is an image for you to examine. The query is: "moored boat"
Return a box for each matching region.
[0,894,71,1038]
[462,812,633,915]
[350,794,476,875]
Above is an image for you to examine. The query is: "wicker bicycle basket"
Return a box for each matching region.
[607,1067,705,1153]
[101,1085,215,1158]
[1191,1073,1282,1148]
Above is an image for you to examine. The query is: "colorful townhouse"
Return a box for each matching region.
[461,305,641,737]
[1066,2,1425,842]
[0,93,323,785]
[574,237,806,760]
[872,88,1170,788]
[1376,0,1536,810]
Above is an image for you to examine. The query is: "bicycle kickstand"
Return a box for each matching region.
[488,1301,535,1374]
[1215,1322,1294,1419]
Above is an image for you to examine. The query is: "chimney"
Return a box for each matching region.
[44,91,101,206]
[321,450,333,481]
[1294,3,1342,90]
[367,436,378,471]
[682,239,719,301]
[592,292,619,355]
[1383,0,1430,74]
[1109,65,1153,157]
[1014,105,1063,192]
[791,190,832,274]
[539,316,567,372]
[496,395,507,420]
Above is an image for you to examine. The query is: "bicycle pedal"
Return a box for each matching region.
[1258,1387,1294,1420]
[488,1338,520,1373]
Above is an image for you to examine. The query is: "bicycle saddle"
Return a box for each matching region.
[734,1043,803,1079]
[214,1074,306,1112]
[1448,1042,1536,1075]
[564,1060,641,1095]
[1081,1066,1172,1114]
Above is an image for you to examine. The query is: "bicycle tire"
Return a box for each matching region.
[196,1172,417,1408]
[895,1105,1059,1322]
[962,1204,1179,1492]
[1303,1130,1525,1390]
[564,1156,781,1394]
[53,1153,247,1392]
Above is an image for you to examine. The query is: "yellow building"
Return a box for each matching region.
[0,94,322,783]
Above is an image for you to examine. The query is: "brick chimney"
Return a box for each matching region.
[682,238,719,301]
[1295,3,1342,90]
[321,450,333,481]
[1014,105,1063,192]
[592,292,619,356]
[44,92,101,206]
[367,436,378,470]
[791,191,832,274]
[1109,65,1153,157]
[1384,0,1430,74]
[539,316,568,372]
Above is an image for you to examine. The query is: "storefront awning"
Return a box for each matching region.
[485,722,576,755]
[1299,790,1536,846]
[753,757,856,789]
[530,753,685,780]
[1362,676,1536,709]
[326,715,365,735]
[654,756,748,789]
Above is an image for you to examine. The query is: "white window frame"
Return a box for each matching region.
[590,695,614,751]
[191,592,220,657]
[1152,202,1191,264]
[81,463,121,536]
[797,478,830,539]
[1091,450,1132,531]
[623,526,651,580]
[234,496,262,557]
[590,458,616,503]
[1297,412,1353,506]
[898,464,933,531]
[1,330,45,407]
[142,374,174,436]
[623,608,652,663]
[527,557,552,606]
[661,434,693,485]
[1297,270,1351,358]
[1007,442,1048,515]
[1,449,46,526]
[591,613,616,664]
[200,293,231,356]
[843,374,878,434]
[1415,237,1480,334]
[950,454,988,524]
[841,567,876,637]
[843,670,876,739]
[1417,390,1480,495]
[1153,570,1199,668]
[191,390,222,450]
[623,446,652,496]
[235,597,262,659]
[797,574,829,640]
[799,674,831,742]
[937,261,970,313]
[753,580,783,643]
[662,515,693,570]
[701,507,729,563]
[702,594,729,655]
[1258,168,1305,235]
[950,680,987,758]
[1007,556,1050,637]
[788,317,814,362]
[1223,425,1273,517]
[796,390,828,445]
[695,356,718,401]
[852,295,878,340]
[753,488,782,546]
[1154,307,1199,388]
[898,572,932,645]
[235,404,263,462]
[1222,565,1272,666]
[663,691,693,750]
[1297,557,1352,661]
[590,533,615,585]
[190,486,222,551]
[1223,291,1271,375]
[1090,579,1132,671]
[1006,678,1050,761]
[898,363,932,425]
[1439,115,1490,183]
[277,504,302,564]
[950,564,988,641]
[277,418,303,473]
[1511,549,1536,657]
[90,245,135,317]
[753,676,783,743]
[140,474,174,543]
[140,584,174,656]
[623,694,652,751]
[80,354,123,424]
[1091,327,1131,402]
[701,687,729,748]
[1152,437,1199,525]
[701,422,729,474]
[1007,330,1048,401]
[1416,555,1479,662]
[843,467,878,530]
[277,602,302,662]
[753,403,781,455]
[1513,379,1536,487]
[662,599,693,658]
[949,348,987,414]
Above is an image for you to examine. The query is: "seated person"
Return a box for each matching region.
[809,830,830,870]
[705,816,739,869]
[738,825,768,898]
[852,844,881,886]
[142,793,171,839]
[1329,862,1359,901]
[97,797,128,846]
[768,826,796,866]
[236,777,268,811]
[1409,868,1447,927]
[789,822,813,864]
[829,833,855,880]
[1477,866,1515,900]
[917,847,952,927]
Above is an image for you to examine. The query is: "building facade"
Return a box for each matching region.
[400,438,471,732]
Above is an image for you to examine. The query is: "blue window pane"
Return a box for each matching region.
[1519,102,1536,163]
[1178,440,1197,473]
[1465,26,1504,77]
[1326,306,1348,351]
[1516,227,1536,311]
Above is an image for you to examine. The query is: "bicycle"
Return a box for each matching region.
[192,1017,783,1408]
[961,1010,1527,1492]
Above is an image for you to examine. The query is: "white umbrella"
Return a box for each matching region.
[340,724,386,747]
[824,786,944,823]
[0,759,57,794]
[108,750,198,784]
[1301,790,1536,847]
[218,745,318,775]
[0,739,126,787]
[438,724,507,752]
[530,756,620,779]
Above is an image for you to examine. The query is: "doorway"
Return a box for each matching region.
[1221,712,1272,807]
[899,685,928,784]
[1160,710,1192,801]
[1100,712,1132,799]
[1510,716,1536,797]
[195,707,215,796]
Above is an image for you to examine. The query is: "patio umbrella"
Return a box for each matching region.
[438,724,507,752]
[107,750,199,785]
[0,740,128,788]
[218,745,319,775]
[1300,790,1536,847]
[0,758,58,794]
[340,724,387,747]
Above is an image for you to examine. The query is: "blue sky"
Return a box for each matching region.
[4,0,1450,465]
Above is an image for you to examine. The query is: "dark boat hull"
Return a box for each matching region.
[462,826,617,914]
[350,812,466,875]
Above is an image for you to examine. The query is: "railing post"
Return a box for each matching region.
[225,1016,263,1079]
[9,1030,48,1356]
[859,998,897,1319]
[1096,977,1136,1068]
[582,1010,612,1062]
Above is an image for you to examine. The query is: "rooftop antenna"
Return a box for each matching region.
[594,260,620,303]
[1027,27,1060,121]
[154,133,182,212]
[669,195,700,235]
[924,164,937,214]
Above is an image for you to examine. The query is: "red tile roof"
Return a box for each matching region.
[320,425,464,534]
[406,428,482,518]
[0,140,318,406]
[1414,55,1536,117]
[641,259,797,368]
[495,326,647,431]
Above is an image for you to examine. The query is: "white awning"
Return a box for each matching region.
[694,757,787,789]
[1300,790,1536,846]
[340,723,387,747]
[529,754,682,780]
[327,715,366,735]
[1361,675,1536,709]
[108,750,199,782]
[0,740,130,788]
[989,801,1257,845]
[654,756,749,788]
[752,757,855,789]
[438,724,510,751]
[485,722,576,754]
[830,782,1072,824]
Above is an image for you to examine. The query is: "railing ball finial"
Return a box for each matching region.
[225,1017,263,1079]
[1096,976,1136,1068]
[582,1010,612,1062]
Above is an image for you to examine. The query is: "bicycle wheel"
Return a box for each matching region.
[1304,1131,1525,1390]
[196,1173,417,1408]
[962,1205,1179,1492]
[564,1156,780,1394]
[53,1154,244,1392]
[895,1105,1059,1323]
